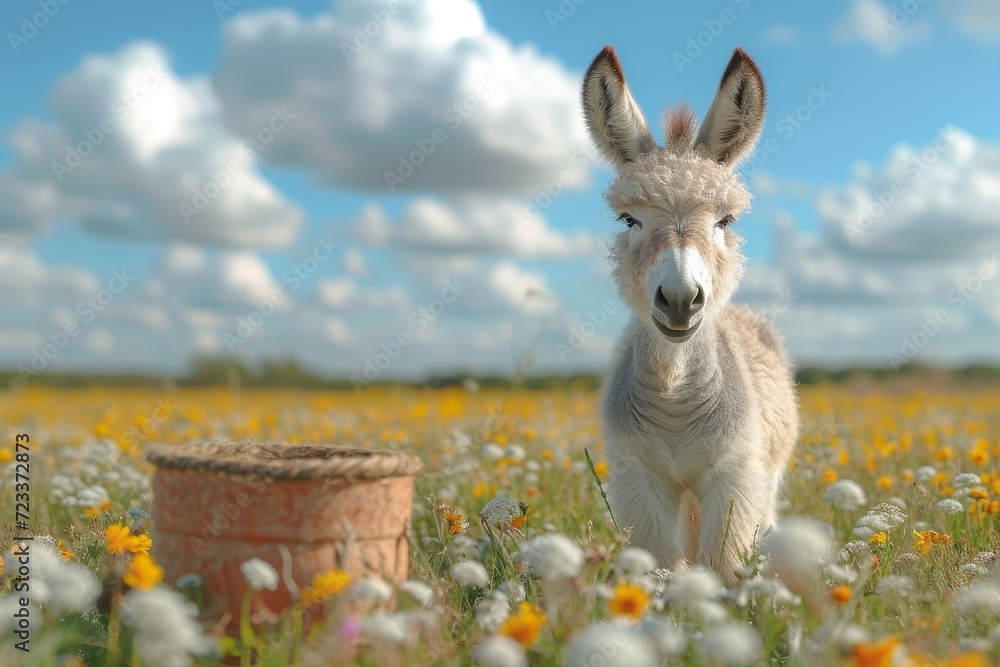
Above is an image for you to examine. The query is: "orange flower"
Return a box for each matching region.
[877,475,893,490]
[124,553,164,590]
[443,508,469,535]
[968,489,989,501]
[851,636,902,667]
[300,570,350,607]
[608,583,650,619]
[126,533,152,555]
[831,585,852,604]
[105,524,132,554]
[594,461,608,480]
[500,602,546,648]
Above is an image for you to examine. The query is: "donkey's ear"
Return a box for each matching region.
[694,48,766,166]
[582,45,657,167]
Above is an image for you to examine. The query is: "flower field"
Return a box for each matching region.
[2,383,1000,666]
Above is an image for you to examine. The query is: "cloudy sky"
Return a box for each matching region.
[1,0,998,379]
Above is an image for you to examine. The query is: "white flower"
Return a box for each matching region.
[30,544,101,616]
[876,575,913,597]
[563,620,659,667]
[239,558,278,592]
[482,443,505,460]
[915,466,937,482]
[823,480,867,511]
[362,611,410,643]
[955,580,1000,614]
[936,498,965,514]
[638,617,686,658]
[813,620,871,650]
[953,473,983,490]
[400,580,434,608]
[759,518,833,573]
[122,587,215,667]
[663,568,724,605]
[853,503,907,536]
[616,547,657,576]
[473,636,527,667]
[450,560,489,588]
[742,576,801,607]
[701,622,762,666]
[962,564,988,576]
[825,564,857,586]
[352,577,393,603]
[497,579,526,603]
[449,535,482,561]
[504,444,526,461]
[520,534,583,581]
[475,592,510,632]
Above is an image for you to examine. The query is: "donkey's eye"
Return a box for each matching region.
[618,213,641,229]
[715,214,736,229]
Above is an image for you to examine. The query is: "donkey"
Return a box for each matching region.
[583,46,799,582]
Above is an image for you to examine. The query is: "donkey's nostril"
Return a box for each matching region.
[655,285,670,312]
[689,286,705,313]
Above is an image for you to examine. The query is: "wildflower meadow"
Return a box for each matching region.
[2,382,1000,666]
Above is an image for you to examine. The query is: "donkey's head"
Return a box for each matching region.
[583,46,765,343]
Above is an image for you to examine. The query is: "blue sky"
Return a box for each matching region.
[1,0,999,379]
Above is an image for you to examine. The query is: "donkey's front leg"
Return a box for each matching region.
[695,463,770,583]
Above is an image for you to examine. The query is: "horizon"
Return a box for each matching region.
[2,0,999,380]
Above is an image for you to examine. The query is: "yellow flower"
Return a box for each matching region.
[57,540,73,561]
[820,469,838,485]
[935,447,954,462]
[301,570,351,607]
[877,475,892,490]
[124,553,164,590]
[500,602,546,648]
[870,532,887,546]
[608,583,650,619]
[594,461,608,480]
[106,524,133,554]
[913,531,939,555]
[126,533,152,555]
[443,509,469,535]
[831,585,852,604]
[969,489,989,501]
[851,636,902,667]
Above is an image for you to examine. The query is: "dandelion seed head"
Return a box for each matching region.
[450,560,489,588]
[823,479,867,511]
[935,498,964,514]
[352,576,393,603]
[701,622,762,666]
[663,567,725,604]
[400,580,434,608]
[563,620,659,667]
[240,557,278,592]
[520,533,583,581]
[616,547,657,576]
[473,636,527,667]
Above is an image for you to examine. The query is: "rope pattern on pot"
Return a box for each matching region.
[146,441,424,479]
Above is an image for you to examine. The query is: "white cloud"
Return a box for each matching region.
[948,0,1000,40]
[816,127,1000,261]
[354,198,595,258]
[760,24,801,43]
[736,129,1000,367]
[832,0,932,55]
[0,43,303,247]
[212,0,592,194]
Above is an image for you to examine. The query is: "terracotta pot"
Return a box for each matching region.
[147,442,423,626]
